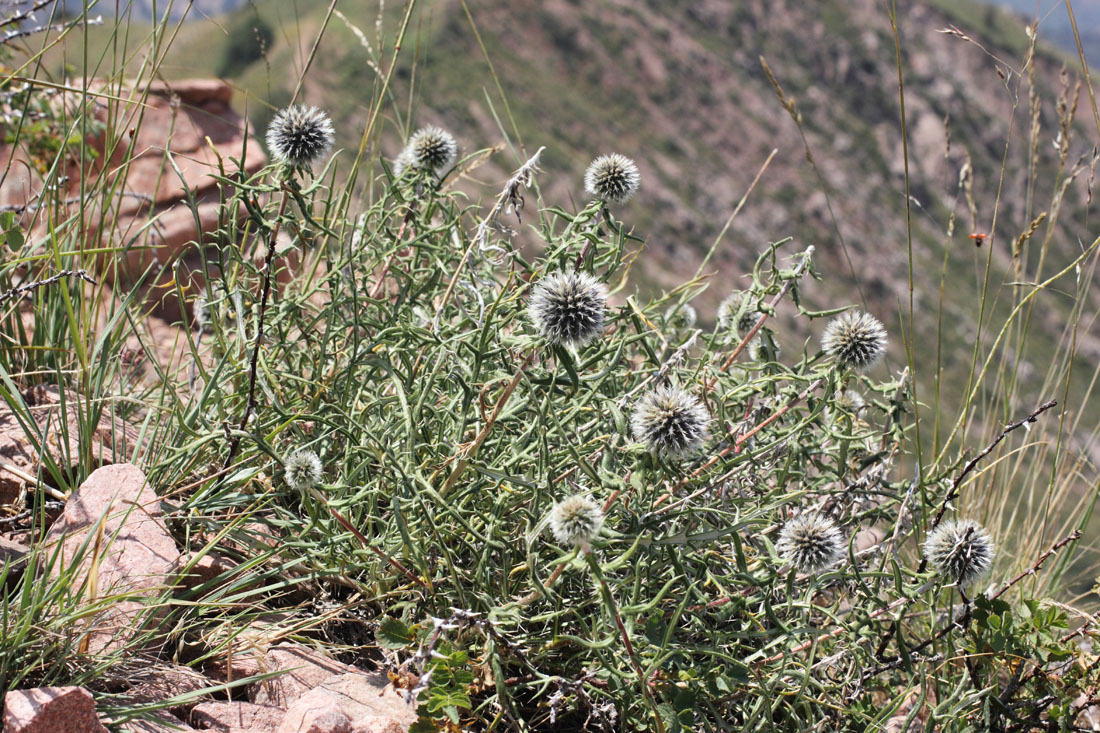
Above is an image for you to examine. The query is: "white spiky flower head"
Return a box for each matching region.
[549,495,605,550]
[664,303,697,331]
[776,512,846,574]
[266,105,335,169]
[395,125,458,177]
[826,389,867,425]
[822,310,887,371]
[747,334,780,362]
[631,386,711,459]
[584,153,641,204]
[923,519,995,588]
[528,270,608,348]
[717,292,761,343]
[284,449,323,492]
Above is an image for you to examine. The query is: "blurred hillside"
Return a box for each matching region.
[985,0,1100,66]
[45,0,1100,463]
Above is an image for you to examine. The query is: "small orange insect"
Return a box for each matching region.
[969,232,989,247]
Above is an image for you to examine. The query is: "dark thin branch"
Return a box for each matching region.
[0,0,55,30]
[918,399,1058,572]
[867,530,1081,681]
[0,269,96,305]
[0,191,154,214]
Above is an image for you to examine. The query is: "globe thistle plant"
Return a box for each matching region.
[664,303,697,331]
[717,292,761,343]
[265,105,335,169]
[923,519,995,588]
[394,125,458,177]
[549,495,605,551]
[826,389,866,423]
[528,270,608,348]
[631,386,711,459]
[822,310,887,371]
[584,153,641,204]
[776,512,846,574]
[284,449,323,492]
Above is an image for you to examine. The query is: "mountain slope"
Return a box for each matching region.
[81,0,1100,468]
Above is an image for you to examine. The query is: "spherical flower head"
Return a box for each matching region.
[528,270,608,348]
[747,334,780,362]
[584,153,640,204]
[777,512,846,574]
[822,310,887,371]
[631,386,711,459]
[717,293,761,343]
[834,389,866,414]
[266,105,335,169]
[397,125,458,176]
[923,519,995,588]
[664,303,697,331]
[284,449,322,492]
[549,495,605,550]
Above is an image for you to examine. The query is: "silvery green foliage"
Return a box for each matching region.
[777,512,846,574]
[584,153,640,204]
[549,495,605,549]
[266,105,335,169]
[822,310,887,371]
[284,449,323,492]
[923,519,995,588]
[631,386,710,459]
[394,125,458,177]
[528,270,608,348]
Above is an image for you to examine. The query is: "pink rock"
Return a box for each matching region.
[3,686,107,733]
[190,701,285,731]
[249,645,358,708]
[175,552,232,589]
[276,690,352,733]
[122,711,197,731]
[44,463,180,653]
[125,665,213,717]
[315,674,417,732]
[0,385,139,507]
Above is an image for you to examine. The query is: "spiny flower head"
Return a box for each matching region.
[664,303,697,331]
[747,334,780,362]
[266,105,334,169]
[631,386,710,459]
[584,153,640,204]
[923,519,995,588]
[717,292,761,342]
[822,310,887,371]
[776,512,846,574]
[528,270,608,348]
[284,449,322,492]
[395,125,458,177]
[549,495,605,550]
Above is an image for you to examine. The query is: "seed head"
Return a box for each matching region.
[923,519,995,588]
[584,153,641,204]
[284,449,322,492]
[777,512,846,574]
[631,386,710,459]
[822,310,887,371]
[528,270,608,348]
[266,105,335,169]
[395,125,458,177]
[664,303,697,331]
[549,495,605,550]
